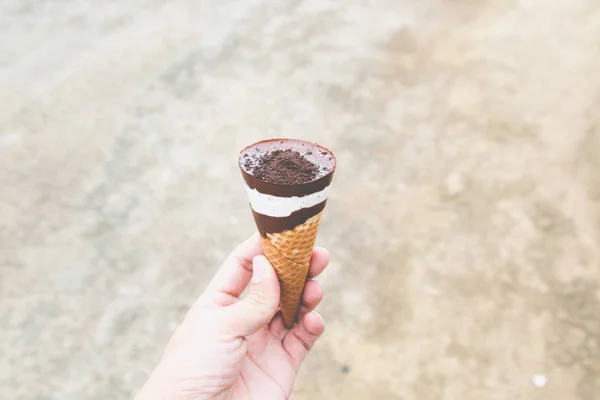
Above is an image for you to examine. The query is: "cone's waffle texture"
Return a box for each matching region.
[261,212,323,328]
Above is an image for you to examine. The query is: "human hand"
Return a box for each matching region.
[136,233,329,400]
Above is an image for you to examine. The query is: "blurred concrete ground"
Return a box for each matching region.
[1,0,600,398]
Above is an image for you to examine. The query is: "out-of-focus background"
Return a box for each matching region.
[1,0,600,399]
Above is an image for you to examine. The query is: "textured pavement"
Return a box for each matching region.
[1,0,600,399]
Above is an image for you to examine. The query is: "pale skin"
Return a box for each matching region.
[136,233,329,400]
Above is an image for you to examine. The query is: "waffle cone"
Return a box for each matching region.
[261,212,323,328]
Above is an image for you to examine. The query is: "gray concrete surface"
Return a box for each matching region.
[1,0,600,399]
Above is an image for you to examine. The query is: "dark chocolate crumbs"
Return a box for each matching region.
[243,159,254,170]
[321,151,328,155]
[250,149,319,185]
[306,150,313,155]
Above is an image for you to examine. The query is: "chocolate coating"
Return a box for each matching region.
[252,201,327,236]
[239,139,336,197]
[239,138,336,235]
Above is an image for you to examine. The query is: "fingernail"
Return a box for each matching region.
[314,312,325,325]
[252,256,266,283]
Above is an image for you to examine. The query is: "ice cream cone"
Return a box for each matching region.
[239,139,335,328]
[261,212,323,327]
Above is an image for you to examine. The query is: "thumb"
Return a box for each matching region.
[220,255,280,337]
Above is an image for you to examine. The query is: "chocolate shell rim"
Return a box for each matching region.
[239,138,336,197]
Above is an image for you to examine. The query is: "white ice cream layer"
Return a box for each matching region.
[244,184,330,217]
